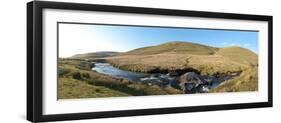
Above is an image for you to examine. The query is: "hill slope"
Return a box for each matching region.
[125,41,218,55]
[105,41,257,75]
[216,46,258,66]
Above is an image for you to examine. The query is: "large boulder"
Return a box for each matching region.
[179,72,207,93]
[183,83,197,94]
[179,72,204,85]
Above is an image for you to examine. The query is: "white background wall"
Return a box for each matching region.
[0,0,280,123]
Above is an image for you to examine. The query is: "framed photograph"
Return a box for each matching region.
[27,1,273,122]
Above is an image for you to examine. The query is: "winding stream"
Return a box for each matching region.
[92,63,150,82]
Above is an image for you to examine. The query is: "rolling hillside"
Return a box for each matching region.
[104,41,258,92]
[125,41,218,55]
[104,41,257,75]
[216,46,258,66]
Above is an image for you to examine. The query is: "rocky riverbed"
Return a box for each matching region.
[140,71,240,93]
[87,61,241,94]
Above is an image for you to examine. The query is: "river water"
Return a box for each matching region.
[92,63,150,82]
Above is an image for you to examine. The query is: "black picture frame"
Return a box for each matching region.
[27,1,273,122]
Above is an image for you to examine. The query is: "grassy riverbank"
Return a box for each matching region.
[58,59,182,99]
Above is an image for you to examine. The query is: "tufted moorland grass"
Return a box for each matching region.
[58,59,182,99]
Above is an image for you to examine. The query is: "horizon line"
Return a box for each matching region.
[59,41,257,58]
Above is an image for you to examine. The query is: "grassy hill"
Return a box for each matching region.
[105,41,257,75]
[216,46,258,66]
[125,41,218,55]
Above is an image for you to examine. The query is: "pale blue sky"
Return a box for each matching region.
[59,23,258,57]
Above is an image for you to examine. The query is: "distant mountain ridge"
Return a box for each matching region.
[71,51,120,59]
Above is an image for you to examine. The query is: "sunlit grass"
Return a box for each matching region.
[58,59,182,99]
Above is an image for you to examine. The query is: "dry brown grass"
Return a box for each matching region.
[58,59,182,99]
[105,52,246,75]
[125,41,217,55]
[216,46,258,66]
[210,66,258,92]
